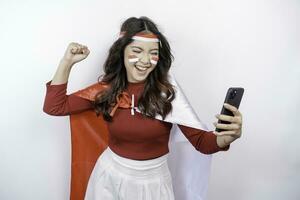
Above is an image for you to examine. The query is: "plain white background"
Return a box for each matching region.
[0,0,299,199]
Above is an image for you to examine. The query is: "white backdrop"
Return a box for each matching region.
[0,0,299,199]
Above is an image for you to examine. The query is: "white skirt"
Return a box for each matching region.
[84,146,175,200]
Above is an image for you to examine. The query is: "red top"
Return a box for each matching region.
[43,80,229,160]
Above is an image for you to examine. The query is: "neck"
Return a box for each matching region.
[127,79,146,85]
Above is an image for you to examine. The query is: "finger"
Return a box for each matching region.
[70,42,78,46]
[223,103,241,116]
[71,46,78,54]
[85,49,90,54]
[80,47,86,54]
[213,122,241,130]
[74,44,83,53]
[77,48,83,54]
[215,114,239,123]
[78,46,85,53]
[81,45,89,53]
[216,114,242,125]
[214,130,237,136]
[79,44,85,49]
[82,46,89,53]
[72,45,81,54]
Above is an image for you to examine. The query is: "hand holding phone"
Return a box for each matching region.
[215,87,244,132]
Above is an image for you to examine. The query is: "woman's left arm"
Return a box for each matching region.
[213,103,243,148]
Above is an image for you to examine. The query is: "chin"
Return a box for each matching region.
[133,73,149,81]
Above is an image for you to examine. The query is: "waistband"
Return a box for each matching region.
[100,146,170,179]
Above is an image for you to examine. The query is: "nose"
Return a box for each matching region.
[139,53,151,66]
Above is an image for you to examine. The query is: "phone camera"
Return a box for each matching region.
[230,90,237,99]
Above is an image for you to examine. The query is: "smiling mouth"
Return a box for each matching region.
[135,65,150,71]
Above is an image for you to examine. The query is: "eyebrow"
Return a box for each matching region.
[130,46,159,51]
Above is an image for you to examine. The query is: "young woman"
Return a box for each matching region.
[43,16,243,200]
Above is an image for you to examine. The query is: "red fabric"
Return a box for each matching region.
[43,80,230,200]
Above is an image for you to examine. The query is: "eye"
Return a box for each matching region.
[133,50,141,53]
[151,52,158,56]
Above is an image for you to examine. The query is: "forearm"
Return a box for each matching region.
[178,125,230,154]
[43,80,93,116]
[50,59,74,85]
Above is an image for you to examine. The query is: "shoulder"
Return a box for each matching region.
[71,81,110,101]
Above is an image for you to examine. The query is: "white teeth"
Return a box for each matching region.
[135,65,148,71]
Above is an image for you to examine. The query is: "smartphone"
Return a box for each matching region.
[215,87,244,132]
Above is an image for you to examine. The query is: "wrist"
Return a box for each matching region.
[59,59,74,73]
[216,135,230,148]
[60,58,74,69]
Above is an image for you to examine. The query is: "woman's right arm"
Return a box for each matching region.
[43,42,93,116]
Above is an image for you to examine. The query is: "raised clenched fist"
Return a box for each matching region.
[62,42,90,65]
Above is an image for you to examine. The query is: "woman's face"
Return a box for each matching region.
[123,40,159,83]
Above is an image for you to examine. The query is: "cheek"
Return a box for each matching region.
[128,54,139,63]
[150,55,159,65]
[127,54,159,67]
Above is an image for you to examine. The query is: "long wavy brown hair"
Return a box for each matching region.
[94,16,175,122]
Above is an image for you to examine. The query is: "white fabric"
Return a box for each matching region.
[85,146,175,200]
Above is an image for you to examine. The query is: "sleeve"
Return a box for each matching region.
[43,80,94,116]
[178,124,230,154]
